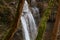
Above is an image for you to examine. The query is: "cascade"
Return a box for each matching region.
[21,0,37,40]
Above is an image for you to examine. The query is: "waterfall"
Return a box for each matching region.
[21,16,30,40]
[21,0,37,40]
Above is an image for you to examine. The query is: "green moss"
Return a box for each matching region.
[36,0,54,40]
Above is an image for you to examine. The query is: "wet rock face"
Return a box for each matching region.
[27,0,41,26]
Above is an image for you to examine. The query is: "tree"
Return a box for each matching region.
[51,0,60,40]
[1,0,24,40]
[36,0,54,40]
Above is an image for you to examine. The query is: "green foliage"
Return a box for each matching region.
[0,0,24,40]
[0,5,11,24]
[36,0,54,40]
[0,0,17,40]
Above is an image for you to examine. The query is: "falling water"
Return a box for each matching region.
[21,0,37,40]
[21,16,30,40]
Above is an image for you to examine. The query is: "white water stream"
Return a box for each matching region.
[21,0,37,40]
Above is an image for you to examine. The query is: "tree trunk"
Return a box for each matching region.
[51,0,60,40]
